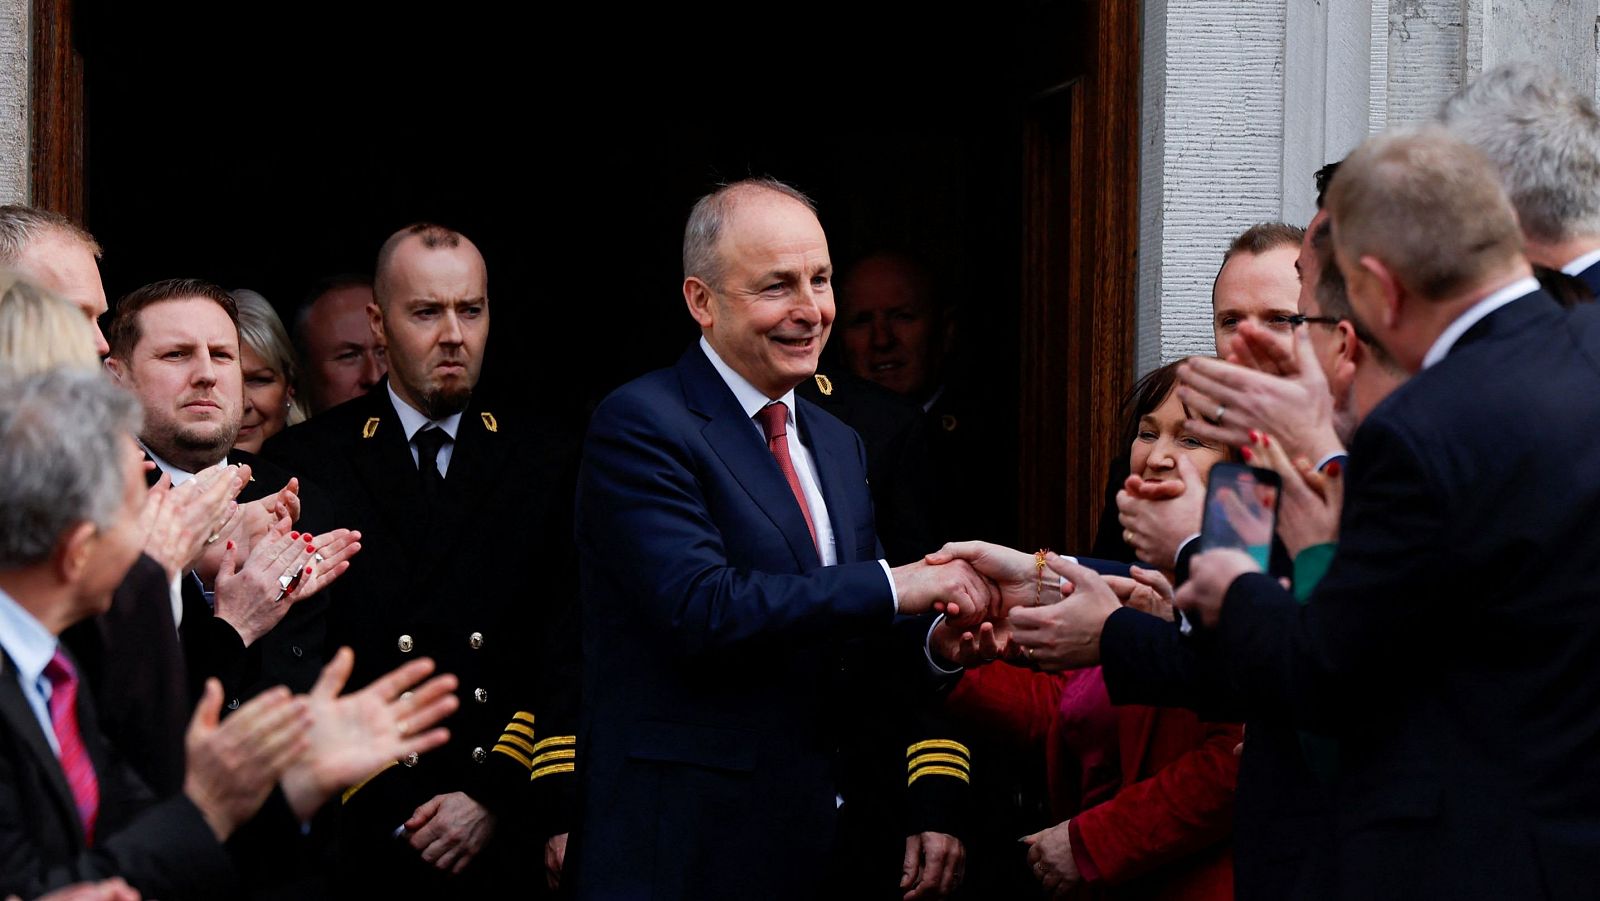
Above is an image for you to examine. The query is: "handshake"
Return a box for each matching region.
[891,542,1178,672]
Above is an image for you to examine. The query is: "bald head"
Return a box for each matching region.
[1329,126,1522,303]
[371,223,489,419]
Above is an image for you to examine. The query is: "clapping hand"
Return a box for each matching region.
[141,463,247,577]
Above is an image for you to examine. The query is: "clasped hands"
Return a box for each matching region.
[898,542,1177,672]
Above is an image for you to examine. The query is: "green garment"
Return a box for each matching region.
[1292,543,1341,785]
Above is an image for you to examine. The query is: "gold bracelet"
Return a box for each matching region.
[1034,549,1049,606]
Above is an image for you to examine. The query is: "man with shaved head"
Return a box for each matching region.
[266,223,581,896]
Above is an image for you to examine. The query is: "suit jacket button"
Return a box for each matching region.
[291,645,303,657]
[472,747,487,763]
[403,752,420,767]
[398,634,414,653]
[473,688,488,704]
[469,632,484,650]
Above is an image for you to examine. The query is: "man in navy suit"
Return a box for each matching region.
[571,179,996,901]
[1165,125,1600,898]
[1441,62,1600,297]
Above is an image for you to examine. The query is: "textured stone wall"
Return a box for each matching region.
[1140,0,1600,368]
[0,0,27,204]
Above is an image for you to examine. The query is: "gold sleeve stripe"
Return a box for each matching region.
[512,712,536,725]
[341,760,397,804]
[531,735,577,753]
[908,752,971,773]
[530,748,576,768]
[906,739,970,758]
[530,761,576,782]
[504,722,536,740]
[908,765,972,787]
[497,733,538,756]
[492,743,534,770]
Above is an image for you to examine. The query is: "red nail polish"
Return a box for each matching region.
[1248,429,1260,444]
[226,540,234,550]
[305,566,314,575]
[1240,447,1254,462]
[290,531,299,540]
[1327,460,1342,477]
[1263,434,1272,447]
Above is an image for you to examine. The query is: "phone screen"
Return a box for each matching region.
[1179,462,1281,636]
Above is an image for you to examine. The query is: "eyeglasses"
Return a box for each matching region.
[1287,314,1341,328]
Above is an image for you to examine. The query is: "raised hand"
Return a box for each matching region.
[1177,324,1344,466]
[928,616,1019,668]
[280,647,458,820]
[1117,453,1205,568]
[1104,565,1177,622]
[1246,430,1344,557]
[212,531,318,646]
[183,679,311,841]
[193,477,300,583]
[142,463,247,577]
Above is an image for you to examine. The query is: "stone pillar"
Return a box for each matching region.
[0,0,28,204]
[1140,0,1600,367]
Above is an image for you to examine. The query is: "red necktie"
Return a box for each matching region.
[44,650,99,845]
[755,402,818,552]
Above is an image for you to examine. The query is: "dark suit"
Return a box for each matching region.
[1200,290,1600,899]
[571,346,969,901]
[0,647,233,899]
[1571,258,1600,298]
[264,379,581,895]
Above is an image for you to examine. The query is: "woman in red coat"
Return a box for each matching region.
[946,360,1241,900]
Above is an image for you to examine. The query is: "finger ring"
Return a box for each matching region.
[1208,403,1227,425]
[1023,646,1034,661]
[1122,529,1134,543]
[205,531,222,546]
[272,589,286,604]
[313,553,325,564]
[278,573,296,591]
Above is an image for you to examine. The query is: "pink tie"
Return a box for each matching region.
[44,650,99,845]
[755,402,818,552]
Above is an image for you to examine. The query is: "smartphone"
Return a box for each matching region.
[1179,462,1282,636]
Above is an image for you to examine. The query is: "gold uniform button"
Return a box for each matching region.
[473,688,488,704]
[469,632,484,650]
[398,634,414,653]
[403,752,420,767]
[472,747,487,763]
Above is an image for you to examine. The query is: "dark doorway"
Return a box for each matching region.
[41,0,1139,550]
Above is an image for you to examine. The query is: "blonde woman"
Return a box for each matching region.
[231,289,308,453]
[0,267,99,372]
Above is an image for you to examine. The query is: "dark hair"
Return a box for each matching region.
[1214,223,1306,305]
[1118,357,1239,465]
[1314,161,1343,210]
[1311,230,1402,371]
[108,278,239,361]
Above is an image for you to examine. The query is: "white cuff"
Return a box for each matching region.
[879,559,898,612]
[1313,450,1348,472]
[1175,533,1201,569]
[924,615,964,676]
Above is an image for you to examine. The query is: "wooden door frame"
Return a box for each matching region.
[1017,0,1142,552]
[31,0,87,221]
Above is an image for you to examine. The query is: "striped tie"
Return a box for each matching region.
[44,650,99,845]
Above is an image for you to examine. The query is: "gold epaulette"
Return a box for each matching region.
[907,739,971,787]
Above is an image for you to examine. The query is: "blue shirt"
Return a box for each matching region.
[0,585,63,755]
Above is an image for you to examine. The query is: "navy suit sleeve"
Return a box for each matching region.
[577,388,893,659]
[1210,415,1448,729]
[1099,607,1242,720]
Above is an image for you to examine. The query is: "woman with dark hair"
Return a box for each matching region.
[939,359,1242,900]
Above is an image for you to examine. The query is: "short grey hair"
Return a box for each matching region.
[1439,61,1600,243]
[0,205,102,267]
[682,178,816,287]
[232,289,308,426]
[0,368,142,568]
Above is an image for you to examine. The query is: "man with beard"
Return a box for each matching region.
[103,279,345,709]
[265,224,580,896]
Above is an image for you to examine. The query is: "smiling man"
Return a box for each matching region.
[264,223,582,897]
[572,179,988,901]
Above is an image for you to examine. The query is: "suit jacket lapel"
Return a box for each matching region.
[0,650,80,838]
[797,401,861,565]
[416,400,513,586]
[680,349,820,570]
[349,386,430,557]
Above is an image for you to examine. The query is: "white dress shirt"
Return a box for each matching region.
[1561,248,1600,277]
[0,586,65,754]
[387,383,463,477]
[1421,276,1540,370]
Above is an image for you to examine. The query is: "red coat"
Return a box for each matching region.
[947,663,1240,900]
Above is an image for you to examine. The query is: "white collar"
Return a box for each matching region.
[698,337,799,423]
[1561,247,1600,277]
[386,382,463,443]
[1420,276,1540,370]
[138,440,216,486]
[0,585,57,689]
